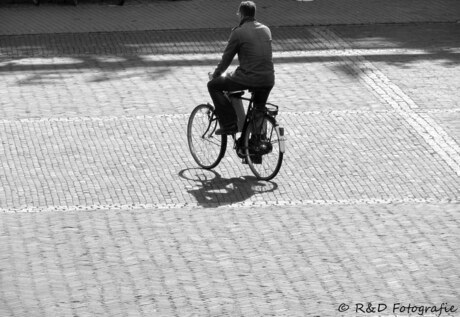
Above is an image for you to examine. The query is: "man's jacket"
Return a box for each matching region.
[213,17,275,87]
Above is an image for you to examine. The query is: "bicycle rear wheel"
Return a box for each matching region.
[187,104,227,169]
[244,115,284,181]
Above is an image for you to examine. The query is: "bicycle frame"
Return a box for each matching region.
[228,91,278,133]
[225,91,281,156]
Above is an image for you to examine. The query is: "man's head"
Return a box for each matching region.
[238,1,256,18]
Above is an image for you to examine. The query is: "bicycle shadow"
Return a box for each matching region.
[179,168,278,208]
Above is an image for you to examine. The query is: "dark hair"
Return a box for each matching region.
[239,1,256,17]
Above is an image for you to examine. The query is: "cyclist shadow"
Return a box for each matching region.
[179,168,278,207]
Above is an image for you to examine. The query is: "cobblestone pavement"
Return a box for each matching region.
[1,19,460,317]
[1,204,459,316]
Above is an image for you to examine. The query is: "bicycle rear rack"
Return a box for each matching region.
[266,103,278,116]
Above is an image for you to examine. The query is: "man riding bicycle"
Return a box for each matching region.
[208,0,275,135]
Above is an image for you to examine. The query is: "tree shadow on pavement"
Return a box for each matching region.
[329,23,460,67]
[179,168,278,208]
[0,55,175,85]
[0,24,458,85]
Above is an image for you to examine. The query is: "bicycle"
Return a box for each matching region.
[187,89,286,181]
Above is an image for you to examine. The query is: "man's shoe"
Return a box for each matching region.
[215,123,237,135]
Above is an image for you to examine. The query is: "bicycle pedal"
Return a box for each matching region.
[251,155,263,164]
[242,156,262,164]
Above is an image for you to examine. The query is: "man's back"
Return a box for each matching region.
[231,20,275,87]
[233,21,275,87]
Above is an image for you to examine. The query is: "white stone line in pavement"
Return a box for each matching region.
[0,197,457,213]
[1,108,459,124]
[311,28,460,176]
[139,48,438,61]
[420,108,460,114]
[275,48,434,58]
[0,114,191,124]
[0,47,451,66]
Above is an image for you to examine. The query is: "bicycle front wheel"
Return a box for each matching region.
[244,115,284,181]
[187,104,227,169]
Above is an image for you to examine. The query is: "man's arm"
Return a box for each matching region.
[212,30,239,78]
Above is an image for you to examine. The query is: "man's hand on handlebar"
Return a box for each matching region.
[208,71,227,80]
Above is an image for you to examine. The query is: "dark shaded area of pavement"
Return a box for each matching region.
[1,0,459,36]
[1,23,460,55]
